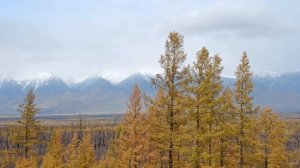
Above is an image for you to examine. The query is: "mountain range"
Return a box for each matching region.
[0,72,299,115]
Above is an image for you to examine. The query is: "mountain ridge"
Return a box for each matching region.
[0,72,299,115]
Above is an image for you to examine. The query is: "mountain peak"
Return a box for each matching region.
[123,73,152,82]
[21,76,65,90]
[254,71,279,79]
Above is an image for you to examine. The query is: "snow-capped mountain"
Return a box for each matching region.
[254,71,280,79]
[0,72,300,115]
[117,73,155,96]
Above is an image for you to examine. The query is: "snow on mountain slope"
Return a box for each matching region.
[0,72,299,115]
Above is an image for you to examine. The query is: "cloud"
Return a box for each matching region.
[0,0,299,81]
[174,0,300,38]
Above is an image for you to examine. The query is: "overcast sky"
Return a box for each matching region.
[0,0,299,82]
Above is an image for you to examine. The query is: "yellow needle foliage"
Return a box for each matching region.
[234,52,259,167]
[77,131,96,168]
[65,133,79,168]
[256,107,291,168]
[145,88,169,167]
[110,85,147,168]
[11,89,40,159]
[41,129,64,168]
[152,31,189,168]
[15,157,37,168]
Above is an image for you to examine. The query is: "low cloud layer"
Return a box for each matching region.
[0,0,299,81]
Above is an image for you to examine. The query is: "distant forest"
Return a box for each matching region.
[0,32,299,168]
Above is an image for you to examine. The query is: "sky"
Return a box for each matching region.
[0,0,299,82]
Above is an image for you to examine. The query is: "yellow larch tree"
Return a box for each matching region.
[77,131,96,168]
[234,52,258,167]
[145,88,169,167]
[41,128,64,168]
[97,125,122,168]
[11,89,40,167]
[152,31,189,168]
[115,85,147,168]
[184,47,210,168]
[65,132,79,168]
[185,47,224,167]
[218,88,238,167]
[201,53,223,167]
[256,107,291,168]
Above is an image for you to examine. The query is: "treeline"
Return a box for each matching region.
[0,125,114,168]
[0,32,299,168]
[0,90,115,168]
